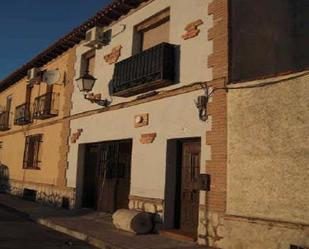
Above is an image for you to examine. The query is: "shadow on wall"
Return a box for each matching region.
[0,164,10,193]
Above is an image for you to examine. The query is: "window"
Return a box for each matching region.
[0,96,12,131]
[81,51,96,76]
[229,0,309,82]
[6,95,12,114]
[6,95,12,127]
[86,55,95,76]
[23,134,43,169]
[133,8,170,54]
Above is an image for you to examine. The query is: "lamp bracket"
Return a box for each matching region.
[195,85,209,121]
[84,94,111,107]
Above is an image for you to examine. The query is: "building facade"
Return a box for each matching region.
[0,0,308,248]
[67,0,218,243]
[0,47,76,207]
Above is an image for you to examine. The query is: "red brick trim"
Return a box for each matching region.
[71,129,83,144]
[206,80,227,213]
[206,0,228,214]
[104,45,122,64]
[140,133,157,144]
[208,0,229,79]
[182,19,204,40]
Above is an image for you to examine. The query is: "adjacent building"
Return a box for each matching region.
[0,0,308,248]
[0,46,76,207]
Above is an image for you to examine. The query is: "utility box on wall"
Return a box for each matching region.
[199,174,211,191]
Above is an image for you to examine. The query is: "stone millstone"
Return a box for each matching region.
[112,209,154,234]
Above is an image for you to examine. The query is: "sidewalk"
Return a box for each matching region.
[0,194,206,249]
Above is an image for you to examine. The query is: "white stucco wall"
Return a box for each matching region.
[67,90,211,199]
[66,0,213,201]
[71,0,213,115]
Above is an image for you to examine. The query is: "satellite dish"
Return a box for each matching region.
[42,70,61,85]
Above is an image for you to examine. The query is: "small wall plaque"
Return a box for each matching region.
[134,113,149,128]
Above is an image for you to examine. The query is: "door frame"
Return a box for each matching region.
[164,137,201,240]
[75,138,133,211]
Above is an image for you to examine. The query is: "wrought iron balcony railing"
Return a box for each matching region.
[14,103,31,125]
[110,43,177,97]
[33,92,59,120]
[0,111,10,131]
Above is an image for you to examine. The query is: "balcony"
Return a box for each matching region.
[14,103,31,125]
[33,92,59,120]
[110,43,177,97]
[0,111,10,131]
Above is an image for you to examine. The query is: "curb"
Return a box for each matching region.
[0,202,125,249]
[36,218,125,249]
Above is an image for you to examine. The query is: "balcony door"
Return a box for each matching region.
[44,84,53,115]
[82,139,132,213]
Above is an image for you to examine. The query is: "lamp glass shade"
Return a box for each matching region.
[76,72,96,92]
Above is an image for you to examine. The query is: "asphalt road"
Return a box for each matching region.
[0,205,96,249]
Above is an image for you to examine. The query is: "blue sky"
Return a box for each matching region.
[0,0,110,80]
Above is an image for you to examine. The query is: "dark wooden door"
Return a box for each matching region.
[180,140,200,238]
[96,140,132,213]
[82,145,99,208]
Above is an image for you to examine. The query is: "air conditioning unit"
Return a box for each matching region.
[27,68,41,84]
[84,27,111,48]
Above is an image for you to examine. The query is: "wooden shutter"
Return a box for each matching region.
[25,84,33,104]
[87,55,95,76]
[23,136,31,168]
[5,96,12,127]
[23,134,43,169]
[135,8,170,51]
[44,85,54,114]
[142,19,170,51]
[33,134,42,168]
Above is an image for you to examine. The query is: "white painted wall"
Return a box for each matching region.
[67,90,211,199]
[71,0,213,115]
[67,0,213,201]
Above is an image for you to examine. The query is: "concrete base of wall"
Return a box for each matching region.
[3,179,75,209]
[197,209,225,247]
[128,195,164,233]
[204,214,309,249]
[129,195,164,214]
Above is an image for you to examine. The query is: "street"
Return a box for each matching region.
[0,205,96,249]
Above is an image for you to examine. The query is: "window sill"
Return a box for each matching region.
[22,167,41,170]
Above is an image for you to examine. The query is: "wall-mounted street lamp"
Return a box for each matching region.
[76,71,111,107]
[76,71,97,92]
